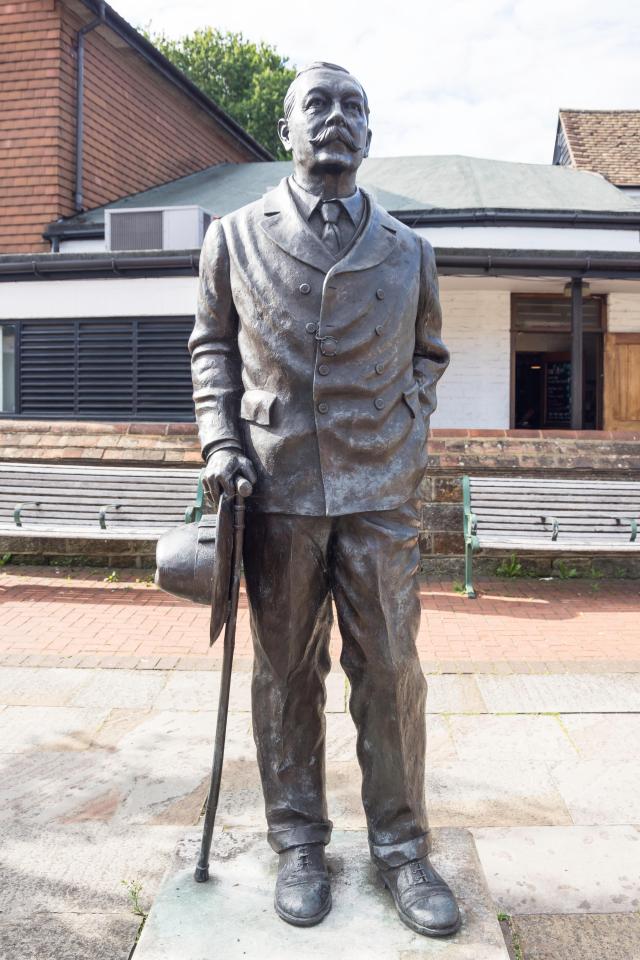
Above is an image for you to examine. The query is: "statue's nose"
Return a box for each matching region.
[325,101,347,126]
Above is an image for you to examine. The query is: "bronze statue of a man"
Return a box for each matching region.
[189,61,460,937]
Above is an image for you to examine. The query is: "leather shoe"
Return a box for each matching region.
[381,856,461,937]
[275,843,331,927]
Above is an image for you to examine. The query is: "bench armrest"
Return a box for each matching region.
[14,502,42,527]
[185,472,206,524]
[99,504,122,529]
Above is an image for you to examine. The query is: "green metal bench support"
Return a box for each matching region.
[462,475,478,599]
[13,502,42,527]
[185,471,206,524]
[99,503,122,529]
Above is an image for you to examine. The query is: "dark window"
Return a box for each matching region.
[3,317,195,422]
[512,296,603,430]
[1,323,16,413]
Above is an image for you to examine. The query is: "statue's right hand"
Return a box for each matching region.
[202,449,257,502]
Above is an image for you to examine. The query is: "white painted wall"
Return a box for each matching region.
[416,224,640,252]
[607,293,640,332]
[431,290,511,429]
[0,277,198,319]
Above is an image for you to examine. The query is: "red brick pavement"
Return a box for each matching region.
[0,566,639,667]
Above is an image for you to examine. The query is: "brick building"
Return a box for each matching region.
[0,0,270,254]
[1,26,640,573]
[2,153,640,573]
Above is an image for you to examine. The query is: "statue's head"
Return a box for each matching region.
[278,62,372,179]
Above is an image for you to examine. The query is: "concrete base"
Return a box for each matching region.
[134,828,509,960]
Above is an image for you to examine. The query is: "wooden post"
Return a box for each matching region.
[570,278,584,430]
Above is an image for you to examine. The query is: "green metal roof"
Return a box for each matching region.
[56,154,639,230]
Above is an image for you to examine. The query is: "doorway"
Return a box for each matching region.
[512,296,603,430]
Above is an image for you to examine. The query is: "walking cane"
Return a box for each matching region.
[195,475,252,883]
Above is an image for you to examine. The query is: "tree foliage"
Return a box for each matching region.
[148,28,296,159]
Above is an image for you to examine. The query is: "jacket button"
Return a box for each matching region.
[376,289,385,300]
[300,283,311,294]
[374,398,385,410]
[375,325,384,336]
[320,337,338,356]
[318,364,330,376]
[318,402,329,414]
[375,362,384,374]
[306,322,317,334]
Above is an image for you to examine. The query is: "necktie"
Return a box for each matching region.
[320,201,342,255]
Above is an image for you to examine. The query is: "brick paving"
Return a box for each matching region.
[1,565,639,670]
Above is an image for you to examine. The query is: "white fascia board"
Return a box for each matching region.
[0,277,198,320]
[415,224,640,252]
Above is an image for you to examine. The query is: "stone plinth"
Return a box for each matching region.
[134,828,509,960]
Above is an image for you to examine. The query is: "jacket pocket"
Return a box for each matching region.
[402,383,421,419]
[240,389,277,426]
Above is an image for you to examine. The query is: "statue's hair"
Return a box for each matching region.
[283,61,369,118]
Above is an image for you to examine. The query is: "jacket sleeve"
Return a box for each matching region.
[414,237,450,420]
[189,219,243,459]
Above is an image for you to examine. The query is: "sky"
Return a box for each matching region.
[113,0,640,165]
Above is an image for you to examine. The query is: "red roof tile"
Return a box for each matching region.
[558,110,640,186]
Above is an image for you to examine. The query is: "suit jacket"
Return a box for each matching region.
[189,177,449,516]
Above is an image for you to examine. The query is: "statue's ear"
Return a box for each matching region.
[363,127,372,159]
[278,118,292,153]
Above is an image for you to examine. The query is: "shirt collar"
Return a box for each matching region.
[288,176,364,226]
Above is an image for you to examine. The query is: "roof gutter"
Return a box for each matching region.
[79,0,272,161]
[396,208,640,230]
[75,0,106,211]
[3,250,640,282]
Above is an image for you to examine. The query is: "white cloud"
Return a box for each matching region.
[113,0,640,164]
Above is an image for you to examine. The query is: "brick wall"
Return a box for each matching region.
[0,0,258,254]
[0,0,62,254]
[1,420,639,574]
[431,290,511,429]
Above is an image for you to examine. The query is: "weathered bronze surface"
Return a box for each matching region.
[189,61,459,935]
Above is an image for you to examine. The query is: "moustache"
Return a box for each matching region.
[309,125,359,152]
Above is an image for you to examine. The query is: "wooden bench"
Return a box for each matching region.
[0,462,204,544]
[463,475,640,598]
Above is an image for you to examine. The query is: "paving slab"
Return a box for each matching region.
[473,826,640,915]
[133,828,509,960]
[560,713,640,759]
[0,821,182,917]
[427,761,572,828]
[550,760,640,824]
[448,715,577,762]
[0,912,141,960]
[510,913,640,960]
[475,674,640,714]
[70,670,168,709]
[0,705,109,753]
[153,668,347,713]
[0,666,92,706]
[426,675,487,713]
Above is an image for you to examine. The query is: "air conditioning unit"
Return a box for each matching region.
[105,206,211,252]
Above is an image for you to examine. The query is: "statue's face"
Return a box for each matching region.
[279,68,371,178]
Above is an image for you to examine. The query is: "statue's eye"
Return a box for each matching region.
[306,96,324,110]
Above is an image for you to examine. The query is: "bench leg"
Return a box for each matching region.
[464,541,477,599]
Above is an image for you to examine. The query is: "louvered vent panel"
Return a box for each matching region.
[137,319,194,419]
[109,211,163,251]
[77,321,134,416]
[19,321,75,414]
[513,297,603,332]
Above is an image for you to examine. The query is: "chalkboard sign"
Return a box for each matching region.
[545,361,571,425]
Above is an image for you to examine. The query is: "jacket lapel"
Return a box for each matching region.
[259,179,398,277]
[260,178,336,274]
[328,188,397,278]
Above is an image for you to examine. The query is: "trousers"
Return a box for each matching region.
[242,497,430,870]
